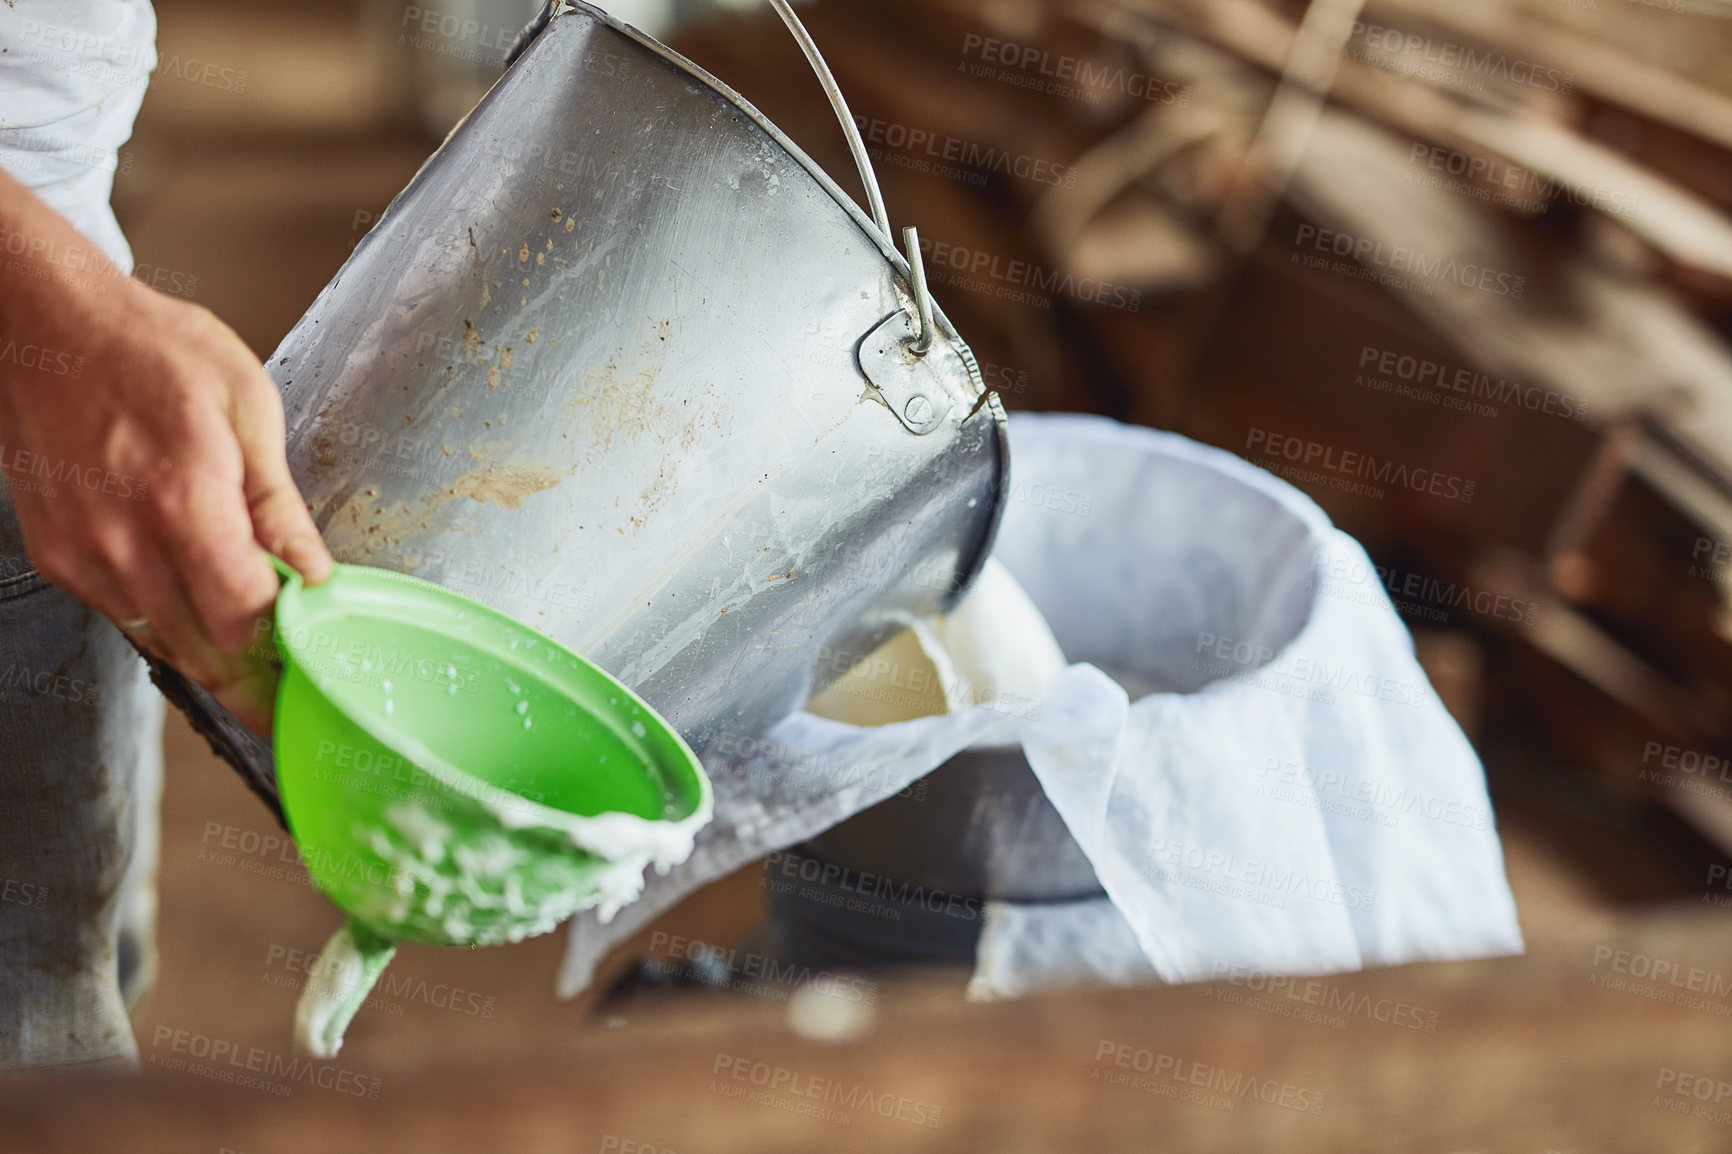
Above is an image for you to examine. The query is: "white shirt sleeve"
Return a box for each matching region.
[0,1,156,271]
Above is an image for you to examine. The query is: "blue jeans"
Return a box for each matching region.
[0,493,163,1075]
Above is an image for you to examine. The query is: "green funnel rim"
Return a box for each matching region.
[271,560,711,833]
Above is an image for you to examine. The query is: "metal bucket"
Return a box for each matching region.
[160,0,1009,807]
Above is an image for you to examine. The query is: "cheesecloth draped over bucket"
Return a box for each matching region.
[558,413,1522,997]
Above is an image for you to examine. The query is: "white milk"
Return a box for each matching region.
[805,559,1068,726]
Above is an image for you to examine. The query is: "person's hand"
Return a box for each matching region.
[0,170,332,734]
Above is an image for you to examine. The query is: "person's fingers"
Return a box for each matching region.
[115,536,237,690]
[78,567,151,642]
[143,510,280,735]
[145,417,281,657]
[231,370,332,588]
[15,503,150,630]
[208,669,278,738]
[46,552,152,650]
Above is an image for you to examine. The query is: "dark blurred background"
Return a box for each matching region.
[37,0,1732,1147]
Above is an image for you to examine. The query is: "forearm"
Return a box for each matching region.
[0,162,331,733]
[0,166,139,390]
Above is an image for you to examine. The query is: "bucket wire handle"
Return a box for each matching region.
[766,0,936,357]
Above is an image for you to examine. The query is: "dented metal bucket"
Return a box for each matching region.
[159,0,1009,805]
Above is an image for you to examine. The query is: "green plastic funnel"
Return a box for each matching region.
[264,556,711,1056]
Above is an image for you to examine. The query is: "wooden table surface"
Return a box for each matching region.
[6,908,1732,1153]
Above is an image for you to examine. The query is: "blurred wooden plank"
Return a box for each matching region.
[1283,111,1732,487]
[1369,0,1732,155]
[1099,0,1732,281]
[8,912,1732,1152]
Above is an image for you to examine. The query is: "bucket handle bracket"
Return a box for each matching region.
[857,311,957,435]
[768,0,938,360]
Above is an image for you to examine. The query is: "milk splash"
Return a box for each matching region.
[294,768,712,1059]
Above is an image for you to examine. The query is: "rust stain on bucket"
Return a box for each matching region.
[443,461,561,510]
[325,460,560,556]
